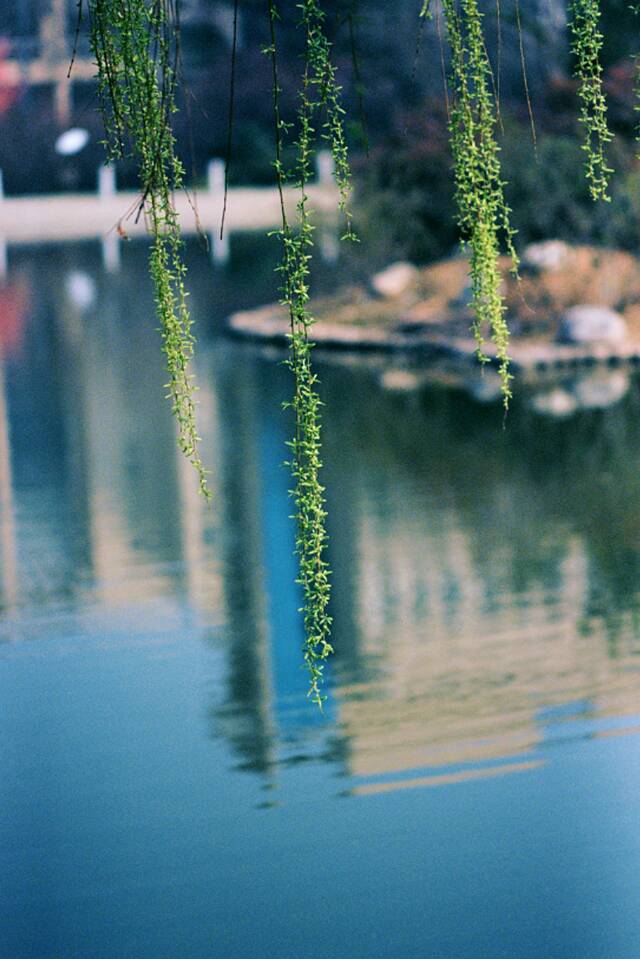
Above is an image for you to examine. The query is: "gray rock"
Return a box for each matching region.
[371,262,418,299]
[558,305,627,345]
[521,240,569,274]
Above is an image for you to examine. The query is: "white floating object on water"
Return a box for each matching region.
[469,369,503,403]
[55,128,90,156]
[531,388,577,418]
[573,370,629,410]
[66,271,95,309]
[380,369,422,392]
[531,369,630,417]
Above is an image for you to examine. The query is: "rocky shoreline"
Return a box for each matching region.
[226,241,640,415]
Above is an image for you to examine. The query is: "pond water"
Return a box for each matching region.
[1,239,640,959]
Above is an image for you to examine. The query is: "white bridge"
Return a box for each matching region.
[0,157,340,275]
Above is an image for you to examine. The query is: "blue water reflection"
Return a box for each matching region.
[1,240,640,958]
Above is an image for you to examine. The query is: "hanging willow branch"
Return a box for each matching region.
[80,0,634,708]
[569,0,613,201]
[88,0,210,498]
[265,0,356,705]
[442,0,517,406]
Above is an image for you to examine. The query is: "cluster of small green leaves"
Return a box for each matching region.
[442,0,518,406]
[301,0,355,234]
[266,0,356,705]
[569,0,613,201]
[88,0,210,498]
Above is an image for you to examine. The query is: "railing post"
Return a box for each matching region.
[208,159,230,264]
[210,230,230,265]
[98,165,119,271]
[102,234,120,273]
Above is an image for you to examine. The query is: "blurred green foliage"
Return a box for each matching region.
[354,107,640,265]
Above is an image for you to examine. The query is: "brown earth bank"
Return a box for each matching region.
[226,242,640,414]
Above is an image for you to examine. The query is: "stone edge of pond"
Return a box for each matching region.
[226,307,640,383]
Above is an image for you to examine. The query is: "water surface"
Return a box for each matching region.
[1,240,640,958]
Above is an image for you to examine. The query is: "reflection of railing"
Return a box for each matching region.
[3,36,43,61]
[5,35,92,59]
[0,246,224,627]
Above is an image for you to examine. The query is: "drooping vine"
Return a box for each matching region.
[88,0,211,498]
[265,0,356,705]
[569,0,613,201]
[79,0,639,708]
[442,0,518,406]
[514,0,536,148]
